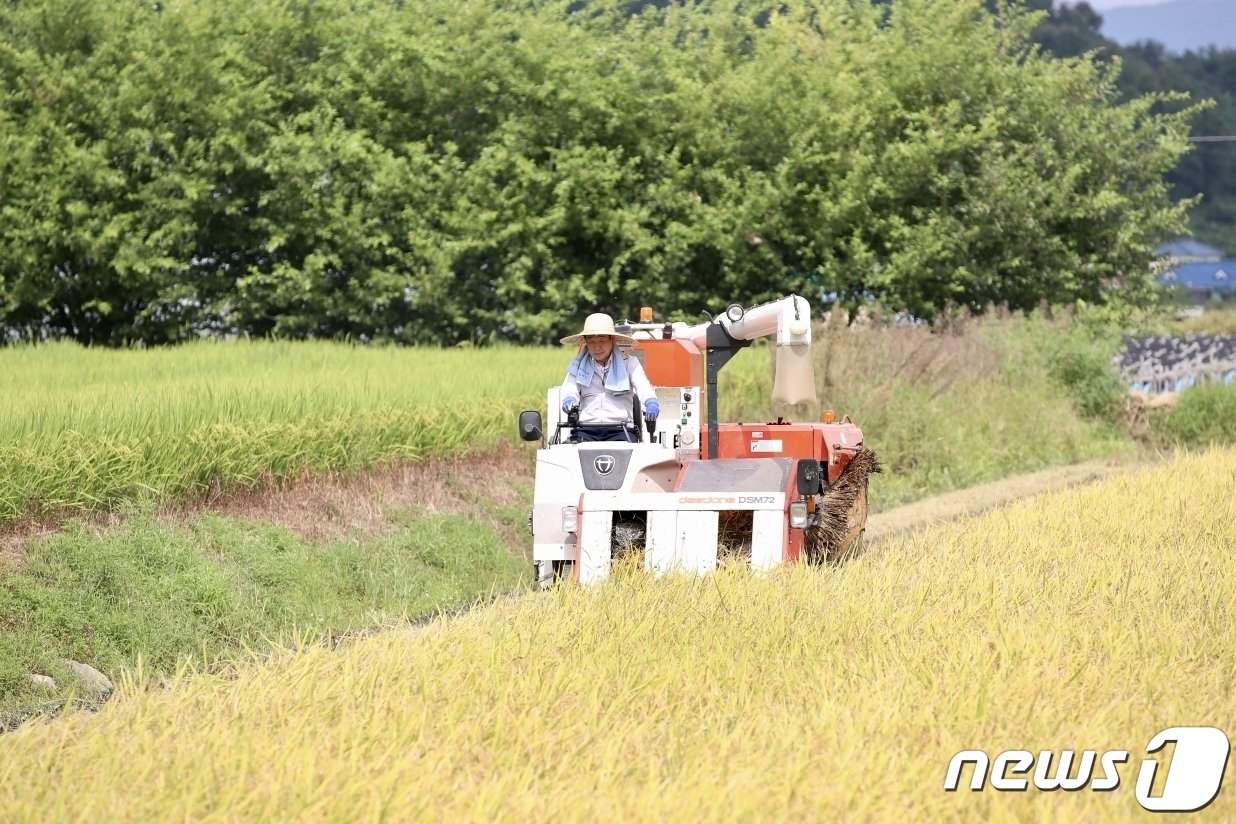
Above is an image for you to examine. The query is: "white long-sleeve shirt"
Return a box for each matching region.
[560,351,656,426]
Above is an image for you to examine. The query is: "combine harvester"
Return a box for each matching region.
[518,295,880,586]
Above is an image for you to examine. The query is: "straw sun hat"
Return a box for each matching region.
[559,313,636,345]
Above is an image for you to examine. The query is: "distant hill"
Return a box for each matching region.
[1100,0,1236,53]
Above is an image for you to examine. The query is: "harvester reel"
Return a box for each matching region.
[805,448,882,564]
[611,516,645,561]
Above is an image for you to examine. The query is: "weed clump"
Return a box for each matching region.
[1043,330,1126,423]
[1152,384,1236,448]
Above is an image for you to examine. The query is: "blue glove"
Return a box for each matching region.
[643,398,660,420]
[562,395,579,413]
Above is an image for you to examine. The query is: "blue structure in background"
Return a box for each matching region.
[1153,238,1224,261]
[1157,261,1236,304]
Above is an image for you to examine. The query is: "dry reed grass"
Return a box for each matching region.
[1,449,1232,821]
[723,304,1013,423]
[815,304,1007,405]
[1170,305,1236,337]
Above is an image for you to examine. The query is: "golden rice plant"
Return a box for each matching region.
[1,448,1232,821]
[0,340,564,522]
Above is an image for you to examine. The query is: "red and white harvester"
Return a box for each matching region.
[518,295,880,587]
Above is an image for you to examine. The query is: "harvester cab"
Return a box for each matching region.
[519,295,879,588]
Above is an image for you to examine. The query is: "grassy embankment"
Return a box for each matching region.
[0,341,563,721]
[2,447,1232,821]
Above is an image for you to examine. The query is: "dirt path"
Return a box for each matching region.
[864,453,1153,544]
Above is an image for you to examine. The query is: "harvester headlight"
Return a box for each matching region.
[725,303,745,322]
[789,501,809,529]
[680,429,696,446]
[562,506,578,534]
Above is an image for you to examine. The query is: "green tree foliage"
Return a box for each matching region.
[0,0,1204,344]
[1026,2,1236,255]
[1119,45,1236,255]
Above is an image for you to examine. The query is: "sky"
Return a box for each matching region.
[1081,0,1173,8]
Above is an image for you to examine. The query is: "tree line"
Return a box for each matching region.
[1027,0,1236,257]
[0,0,1203,345]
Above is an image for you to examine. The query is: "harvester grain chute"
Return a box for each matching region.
[518,295,880,586]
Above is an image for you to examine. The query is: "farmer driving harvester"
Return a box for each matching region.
[559,313,660,443]
[522,295,880,587]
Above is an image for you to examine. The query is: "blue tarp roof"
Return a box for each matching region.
[1155,238,1224,259]
[1158,261,1236,290]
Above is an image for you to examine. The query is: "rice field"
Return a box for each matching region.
[2,448,1232,821]
[0,313,1142,524]
[0,340,564,522]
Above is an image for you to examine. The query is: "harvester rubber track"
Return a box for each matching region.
[805,447,882,564]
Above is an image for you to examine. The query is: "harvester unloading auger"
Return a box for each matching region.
[518,295,881,586]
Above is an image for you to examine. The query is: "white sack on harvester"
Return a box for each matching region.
[772,343,819,406]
